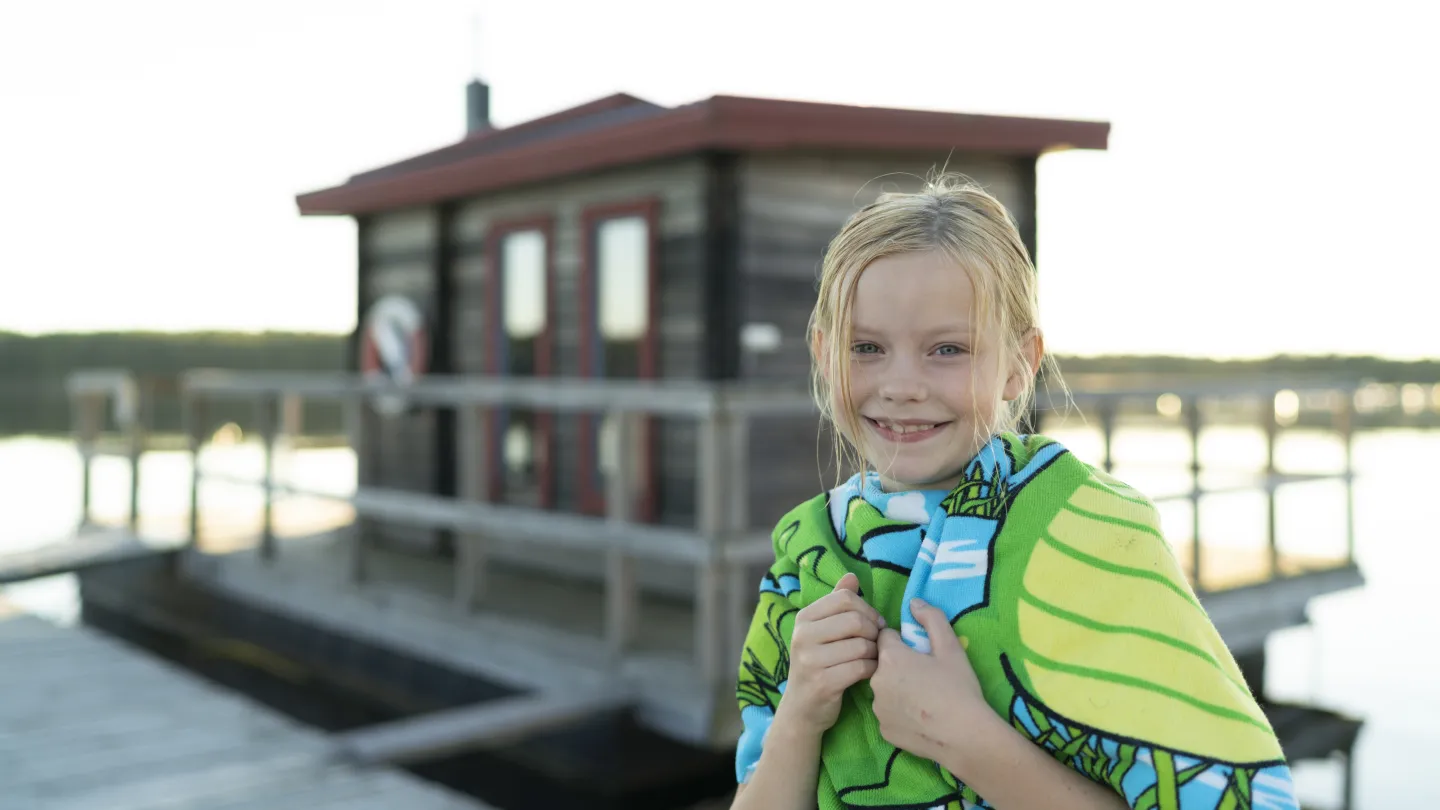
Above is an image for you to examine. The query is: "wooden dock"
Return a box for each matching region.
[182,530,721,747]
[0,608,492,810]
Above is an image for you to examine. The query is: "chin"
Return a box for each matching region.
[876,464,957,492]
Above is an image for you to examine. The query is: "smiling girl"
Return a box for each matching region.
[729,176,1299,810]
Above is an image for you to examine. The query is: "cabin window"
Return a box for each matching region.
[580,202,659,519]
[501,229,546,375]
[597,216,649,378]
[487,221,553,509]
[596,215,647,478]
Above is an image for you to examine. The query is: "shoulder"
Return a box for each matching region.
[1013,435,1174,565]
[770,493,826,543]
[1012,433,1159,521]
[1040,461,1186,586]
[1075,465,1163,533]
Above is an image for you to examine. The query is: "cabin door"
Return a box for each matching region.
[579,201,660,520]
[486,220,555,509]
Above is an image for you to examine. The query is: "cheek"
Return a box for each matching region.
[935,372,977,415]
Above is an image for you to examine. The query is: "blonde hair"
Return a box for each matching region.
[807,173,1060,479]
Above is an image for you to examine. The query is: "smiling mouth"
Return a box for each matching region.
[864,417,951,443]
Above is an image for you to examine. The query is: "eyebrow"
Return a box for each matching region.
[852,323,972,337]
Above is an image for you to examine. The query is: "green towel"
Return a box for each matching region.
[735,433,1297,809]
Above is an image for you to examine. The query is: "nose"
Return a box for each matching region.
[878,358,927,404]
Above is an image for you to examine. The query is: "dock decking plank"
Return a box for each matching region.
[0,614,493,810]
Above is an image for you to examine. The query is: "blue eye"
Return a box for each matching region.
[852,342,880,355]
[935,344,968,356]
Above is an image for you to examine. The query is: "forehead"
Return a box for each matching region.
[851,251,975,330]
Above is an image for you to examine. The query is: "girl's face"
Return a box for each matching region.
[843,251,1028,493]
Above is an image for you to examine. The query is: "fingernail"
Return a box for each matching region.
[910,598,926,612]
[878,616,886,628]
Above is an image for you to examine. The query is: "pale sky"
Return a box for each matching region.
[1,1,1435,359]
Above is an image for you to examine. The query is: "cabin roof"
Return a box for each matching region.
[295,93,1110,216]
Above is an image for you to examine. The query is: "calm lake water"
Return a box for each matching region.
[1,428,1436,808]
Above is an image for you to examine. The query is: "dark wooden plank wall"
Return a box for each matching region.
[451,157,708,522]
[735,151,1036,535]
[358,207,442,551]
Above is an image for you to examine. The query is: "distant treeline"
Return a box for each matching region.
[1055,353,1440,383]
[1,330,1436,436]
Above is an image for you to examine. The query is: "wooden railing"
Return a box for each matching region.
[66,369,148,532]
[1044,377,1363,595]
[66,368,1411,682]
[173,370,813,685]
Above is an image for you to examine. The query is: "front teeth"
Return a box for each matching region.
[882,422,935,434]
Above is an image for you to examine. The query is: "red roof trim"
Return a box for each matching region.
[296,95,1108,216]
[494,92,655,137]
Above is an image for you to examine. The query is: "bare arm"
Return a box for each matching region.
[936,711,1129,810]
[729,704,825,810]
[731,573,883,810]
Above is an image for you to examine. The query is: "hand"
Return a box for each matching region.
[779,572,884,736]
[871,597,990,763]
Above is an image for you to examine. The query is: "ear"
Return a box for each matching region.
[1002,329,1044,402]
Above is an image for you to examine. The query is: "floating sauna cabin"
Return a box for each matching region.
[296,84,1108,565]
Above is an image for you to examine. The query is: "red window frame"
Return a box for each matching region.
[484,215,556,508]
[577,199,661,520]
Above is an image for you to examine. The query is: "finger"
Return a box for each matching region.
[809,636,878,669]
[876,627,906,661]
[826,657,878,689]
[833,572,861,593]
[805,610,881,645]
[910,598,959,658]
[799,588,884,626]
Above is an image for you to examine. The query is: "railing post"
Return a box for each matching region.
[694,397,728,685]
[724,407,752,676]
[1263,391,1280,579]
[605,410,640,661]
[455,404,490,610]
[73,392,101,530]
[279,393,304,452]
[1337,388,1357,565]
[126,375,149,533]
[1185,396,1203,593]
[256,393,278,563]
[344,396,368,582]
[1099,398,1116,473]
[181,391,206,551]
